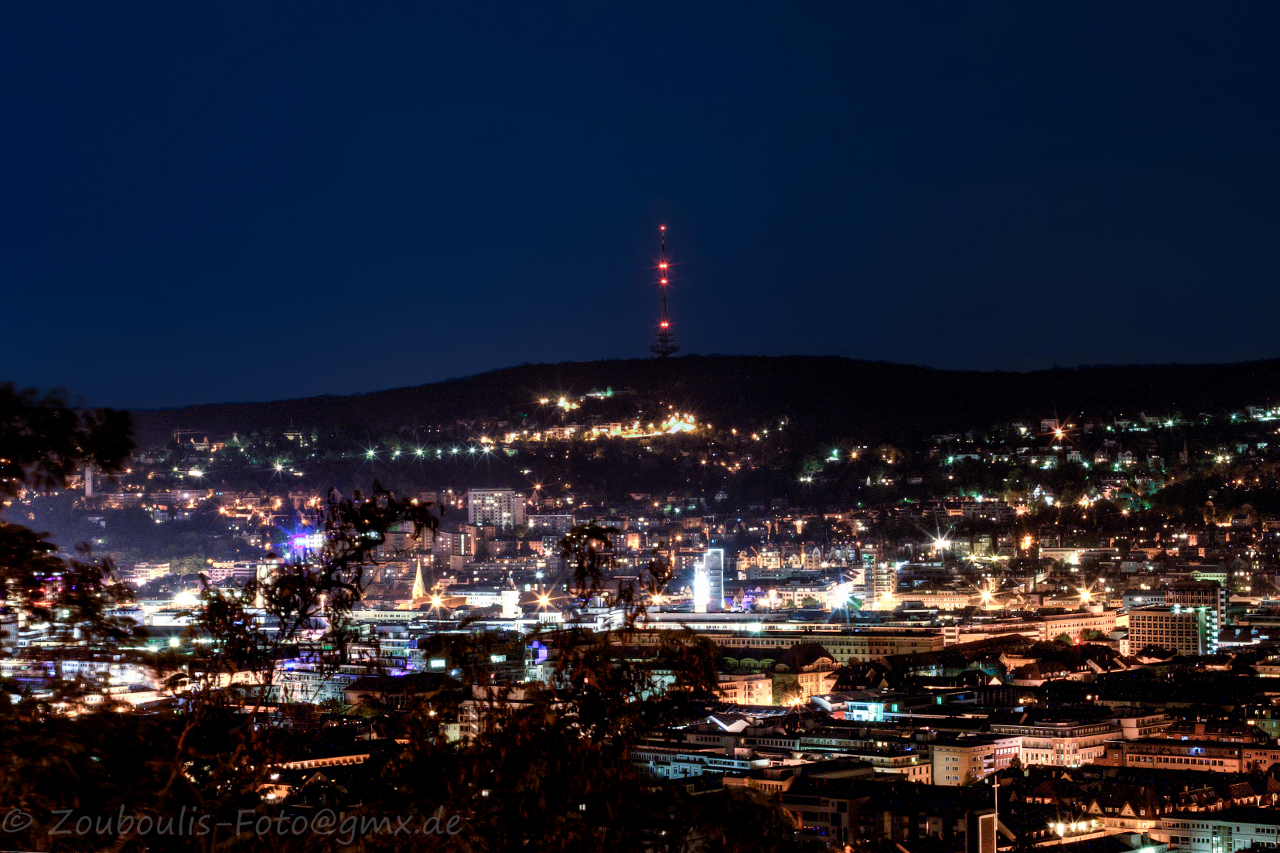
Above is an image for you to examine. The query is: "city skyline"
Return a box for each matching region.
[13,6,1280,850]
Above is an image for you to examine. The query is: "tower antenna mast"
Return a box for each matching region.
[650,225,680,357]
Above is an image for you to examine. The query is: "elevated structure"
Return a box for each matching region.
[649,225,679,357]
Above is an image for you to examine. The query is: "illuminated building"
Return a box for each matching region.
[702,549,725,613]
[434,525,477,558]
[630,618,945,664]
[527,513,575,537]
[931,732,1021,785]
[693,570,710,613]
[716,673,773,705]
[1129,606,1216,655]
[939,610,1117,646]
[203,561,262,583]
[1104,738,1249,773]
[1166,579,1224,647]
[866,562,898,610]
[632,745,766,780]
[989,719,1121,768]
[1155,807,1280,853]
[466,488,525,529]
[410,562,428,604]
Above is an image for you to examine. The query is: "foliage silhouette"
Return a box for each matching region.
[1,388,796,852]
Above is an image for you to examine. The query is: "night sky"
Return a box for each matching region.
[5,3,1279,409]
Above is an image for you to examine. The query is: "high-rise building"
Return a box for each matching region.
[466,488,526,530]
[866,562,898,610]
[703,549,725,613]
[1129,606,1216,655]
[1166,580,1224,643]
[1126,580,1225,656]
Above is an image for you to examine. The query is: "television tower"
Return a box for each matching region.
[649,225,679,357]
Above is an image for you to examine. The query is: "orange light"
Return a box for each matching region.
[661,321,669,327]
[660,278,668,284]
[660,225,666,230]
[659,263,668,269]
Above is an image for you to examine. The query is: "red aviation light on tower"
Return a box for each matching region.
[649,225,679,357]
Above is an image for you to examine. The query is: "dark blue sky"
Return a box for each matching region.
[4,3,1279,408]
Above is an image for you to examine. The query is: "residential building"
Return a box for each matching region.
[931,732,1021,786]
[467,488,526,529]
[717,673,774,706]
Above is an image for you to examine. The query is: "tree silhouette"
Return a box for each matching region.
[1,389,796,852]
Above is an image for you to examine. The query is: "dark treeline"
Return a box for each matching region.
[129,355,1280,449]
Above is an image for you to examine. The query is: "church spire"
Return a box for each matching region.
[411,558,428,602]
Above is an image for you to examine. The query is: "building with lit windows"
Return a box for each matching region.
[1101,738,1247,773]
[706,545,727,612]
[466,488,525,529]
[526,513,575,536]
[1165,580,1224,651]
[698,549,725,613]
[931,732,1022,786]
[717,673,774,705]
[1154,807,1280,853]
[938,610,1118,645]
[630,620,945,664]
[990,718,1120,767]
[1129,606,1216,655]
[631,745,770,780]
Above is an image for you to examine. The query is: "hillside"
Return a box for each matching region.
[129,355,1280,448]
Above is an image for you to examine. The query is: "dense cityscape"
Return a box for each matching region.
[11,374,1280,850]
[7,3,1280,852]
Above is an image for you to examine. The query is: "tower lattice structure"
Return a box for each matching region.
[649,225,679,357]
